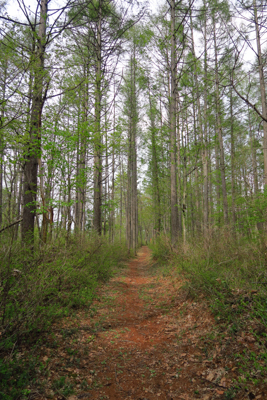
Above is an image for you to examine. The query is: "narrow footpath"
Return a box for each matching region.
[39,247,264,400]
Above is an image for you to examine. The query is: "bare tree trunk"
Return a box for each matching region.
[14,171,23,240]
[110,83,116,243]
[75,123,80,231]
[93,3,102,235]
[67,153,72,242]
[0,62,7,228]
[182,107,188,246]
[176,93,182,236]
[126,119,131,250]
[120,153,123,243]
[126,50,138,253]
[80,67,89,232]
[104,102,108,236]
[203,3,209,234]
[214,133,221,224]
[0,141,2,228]
[148,85,161,233]
[22,0,48,245]
[230,87,236,226]
[170,0,178,245]
[190,9,209,235]
[213,16,228,225]
[38,157,48,243]
[253,0,267,188]
[248,107,258,194]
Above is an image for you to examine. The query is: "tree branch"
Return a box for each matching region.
[0,219,23,234]
[231,80,267,123]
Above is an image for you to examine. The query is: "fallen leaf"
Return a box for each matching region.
[220,377,227,387]
[206,372,215,381]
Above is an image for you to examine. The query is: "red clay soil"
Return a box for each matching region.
[36,246,265,400]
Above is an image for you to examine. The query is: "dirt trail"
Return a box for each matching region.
[41,246,264,400]
[83,246,217,400]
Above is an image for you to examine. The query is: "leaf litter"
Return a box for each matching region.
[30,247,267,400]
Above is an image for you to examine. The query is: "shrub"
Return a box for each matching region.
[0,234,128,351]
[150,229,267,327]
[0,232,128,398]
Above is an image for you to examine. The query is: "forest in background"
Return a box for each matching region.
[2,0,267,397]
[1,0,267,248]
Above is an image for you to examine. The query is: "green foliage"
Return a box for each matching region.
[52,376,74,397]
[0,234,128,347]
[0,233,128,398]
[150,232,267,328]
[0,354,39,400]
[149,234,171,264]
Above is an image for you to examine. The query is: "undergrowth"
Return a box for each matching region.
[150,231,267,328]
[150,231,267,397]
[0,233,128,399]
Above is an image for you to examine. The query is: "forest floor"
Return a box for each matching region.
[32,246,266,400]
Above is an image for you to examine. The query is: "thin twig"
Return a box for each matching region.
[0,218,23,234]
[216,258,238,266]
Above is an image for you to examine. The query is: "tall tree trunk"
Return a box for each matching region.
[120,153,123,243]
[104,101,108,236]
[248,107,259,194]
[190,9,209,235]
[213,16,228,224]
[80,67,89,232]
[203,3,209,234]
[253,0,267,188]
[22,0,48,244]
[0,61,7,228]
[75,121,81,232]
[110,83,116,243]
[14,171,23,240]
[148,86,161,233]
[126,50,138,253]
[182,107,188,246]
[93,2,102,235]
[230,87,236,226]
[170,0,178,245]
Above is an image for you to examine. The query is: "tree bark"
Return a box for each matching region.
[93,2,102,235]
[0,61,7,229]
[190,9,209,235]
[230,87,236,226]
[148,86,161,233]
[213,16,228,225]
[170,0,178,245]
[22,0,48,244]
[253,0,267,188]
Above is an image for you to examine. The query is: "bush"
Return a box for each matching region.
[150,229,267,327]
[0,232,128,398]
[0,234,128,351]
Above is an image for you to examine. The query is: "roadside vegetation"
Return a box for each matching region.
[0,233,128,399]
[150,232,267,397]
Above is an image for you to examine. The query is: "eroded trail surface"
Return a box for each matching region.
[41,247,263,400]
